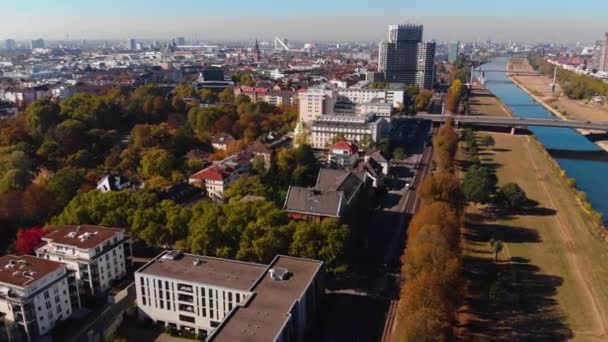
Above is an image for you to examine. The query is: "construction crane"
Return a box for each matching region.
[273,37,290,51]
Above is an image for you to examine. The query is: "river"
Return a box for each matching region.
[479,57,608,223]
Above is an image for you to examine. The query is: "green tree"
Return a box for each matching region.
[480,135,496,149]
[393,147,406,160]
[139,148,175,179]
[404,84,420,97]
[199,89,217,103]
[496,182,527,211]
[462,165,497,203]
[289,219,350,274]
[415,89,433,112]
[224,176,271,200]
[218,88,235,103]
[25,99,61,134]
[46,168,85,210]
[54,119,88,154]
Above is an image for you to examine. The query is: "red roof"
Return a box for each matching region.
[190,165,229,182]
[331,140,358,155]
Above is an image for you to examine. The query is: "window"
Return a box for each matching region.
[142,297,147,306]
[178,315,195,323]
[44,291,49,299]
[56,306,61,314]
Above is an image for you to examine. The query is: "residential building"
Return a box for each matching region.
[0,255,78,341]
[188,152,252,200]
[297,88,338,126]
[448,41,460,64]
[96,174,132,193]
[30,39,45,50]
[0,101,18,119]
[211,133,235,151]
[310,114,391,149]
[36,225,130,296]
[234,86,295,106]
[135,251,324,342]
[284,168,365,221]
[328,140,359,168]
[377,24,435,89]
[358,150,391,188]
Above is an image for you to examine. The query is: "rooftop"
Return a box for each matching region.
[137,251,267,291]
[210,256,323,342]
[0,255,64,288]
[42,225,123,250]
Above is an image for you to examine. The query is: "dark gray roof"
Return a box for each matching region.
[284,169,364,218]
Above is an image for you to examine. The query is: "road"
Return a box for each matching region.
[319,121,434,342]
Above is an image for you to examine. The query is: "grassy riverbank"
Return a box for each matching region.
[459,132,608,341]
[468,85,514,118]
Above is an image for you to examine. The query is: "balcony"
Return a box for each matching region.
[177,284,193,293]
[178,304,194,313]
[178,294,193,303]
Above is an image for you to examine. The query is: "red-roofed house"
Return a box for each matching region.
[328,140,359,167]
[188,152,252,199]
[233,86,295,106]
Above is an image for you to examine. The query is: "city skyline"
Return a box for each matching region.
[2,0,608,43]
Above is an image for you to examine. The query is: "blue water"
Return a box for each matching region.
[480,57,608,222]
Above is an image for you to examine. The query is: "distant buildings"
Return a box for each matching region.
[4,39,16,50]
[135,250,324,341]
[377,24,435,89]
[595,33,608,72]
[448,41,460,64]
[193,67,235,90]
[234,86,295,106]
[129,38,137,50]
[30,38,45,50]
[176,37,186,46]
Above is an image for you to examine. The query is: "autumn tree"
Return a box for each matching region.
[15,226,48,254]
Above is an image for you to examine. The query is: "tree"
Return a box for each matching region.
[218,88,235,103]
[419,172,464,212]
[490,239,504,262]
[289,219,350,274]
[462,165,498,204]
[173,83,197,98]
[224,176,271,200]
[199,89,217,103]
[404,84,420,97]
[496,182,527,211]
[54,119,88,154]
[15,226,48,254]
[25,99,61,134]
[139,148,174,179]
[480,135,496,149]
[415,89,433,112]
[392,147,406,160]
[171,95,187,114]
[46,168,85,210]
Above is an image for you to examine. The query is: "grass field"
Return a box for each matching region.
[468,86,513,118]
[459,132,608,341]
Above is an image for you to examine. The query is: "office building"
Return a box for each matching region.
[129,38,137,50]
[4,39,16,50]
[297,88,338,126]
[337,88,404,109]
[0,255,78,341]
[310,114,390,149]
[448,41,460,64]
[36,225,130,296]
[596,33,608,72]
[30,39,45,50]
[135,251,324,341]
[377,24,435,88]
[176,37,186,46]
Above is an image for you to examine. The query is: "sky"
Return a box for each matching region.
[1,0,608,43]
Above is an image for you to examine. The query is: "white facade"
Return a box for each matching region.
[337,88,404,109]
[357,101,393,118]
[36,226,128,296]
[297,88,337,126]
[310,115,391,149]
[0,256,75,341]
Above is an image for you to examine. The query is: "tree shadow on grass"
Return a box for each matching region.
[460,220,572,341]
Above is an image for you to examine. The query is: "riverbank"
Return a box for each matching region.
[507,58,608,152]
[458,132,608,341]
[467,84,514,118]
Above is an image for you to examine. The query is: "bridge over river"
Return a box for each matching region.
[409,114,608,131]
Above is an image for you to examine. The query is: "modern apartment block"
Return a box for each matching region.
[596,32,608,72]
[36,225,130,296]
[377,24,436,89]
[0,255,78,341]
[135,251,324,341]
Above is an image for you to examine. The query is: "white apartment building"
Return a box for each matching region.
[310,114,391,149]
[337,88,405,108]
[0,255,77,341]
[136,251,324,342]
[297,88,337,126]
[356,100,393,118]
[36,225,129,296]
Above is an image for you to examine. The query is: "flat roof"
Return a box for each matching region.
[0,255,64,288]
[42,225,123,250]
[210,256,323,342]
[137,252,267,291]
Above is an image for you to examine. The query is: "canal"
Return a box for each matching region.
[480,57,608,223]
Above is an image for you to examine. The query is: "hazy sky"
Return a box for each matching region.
[1,0,607,43]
